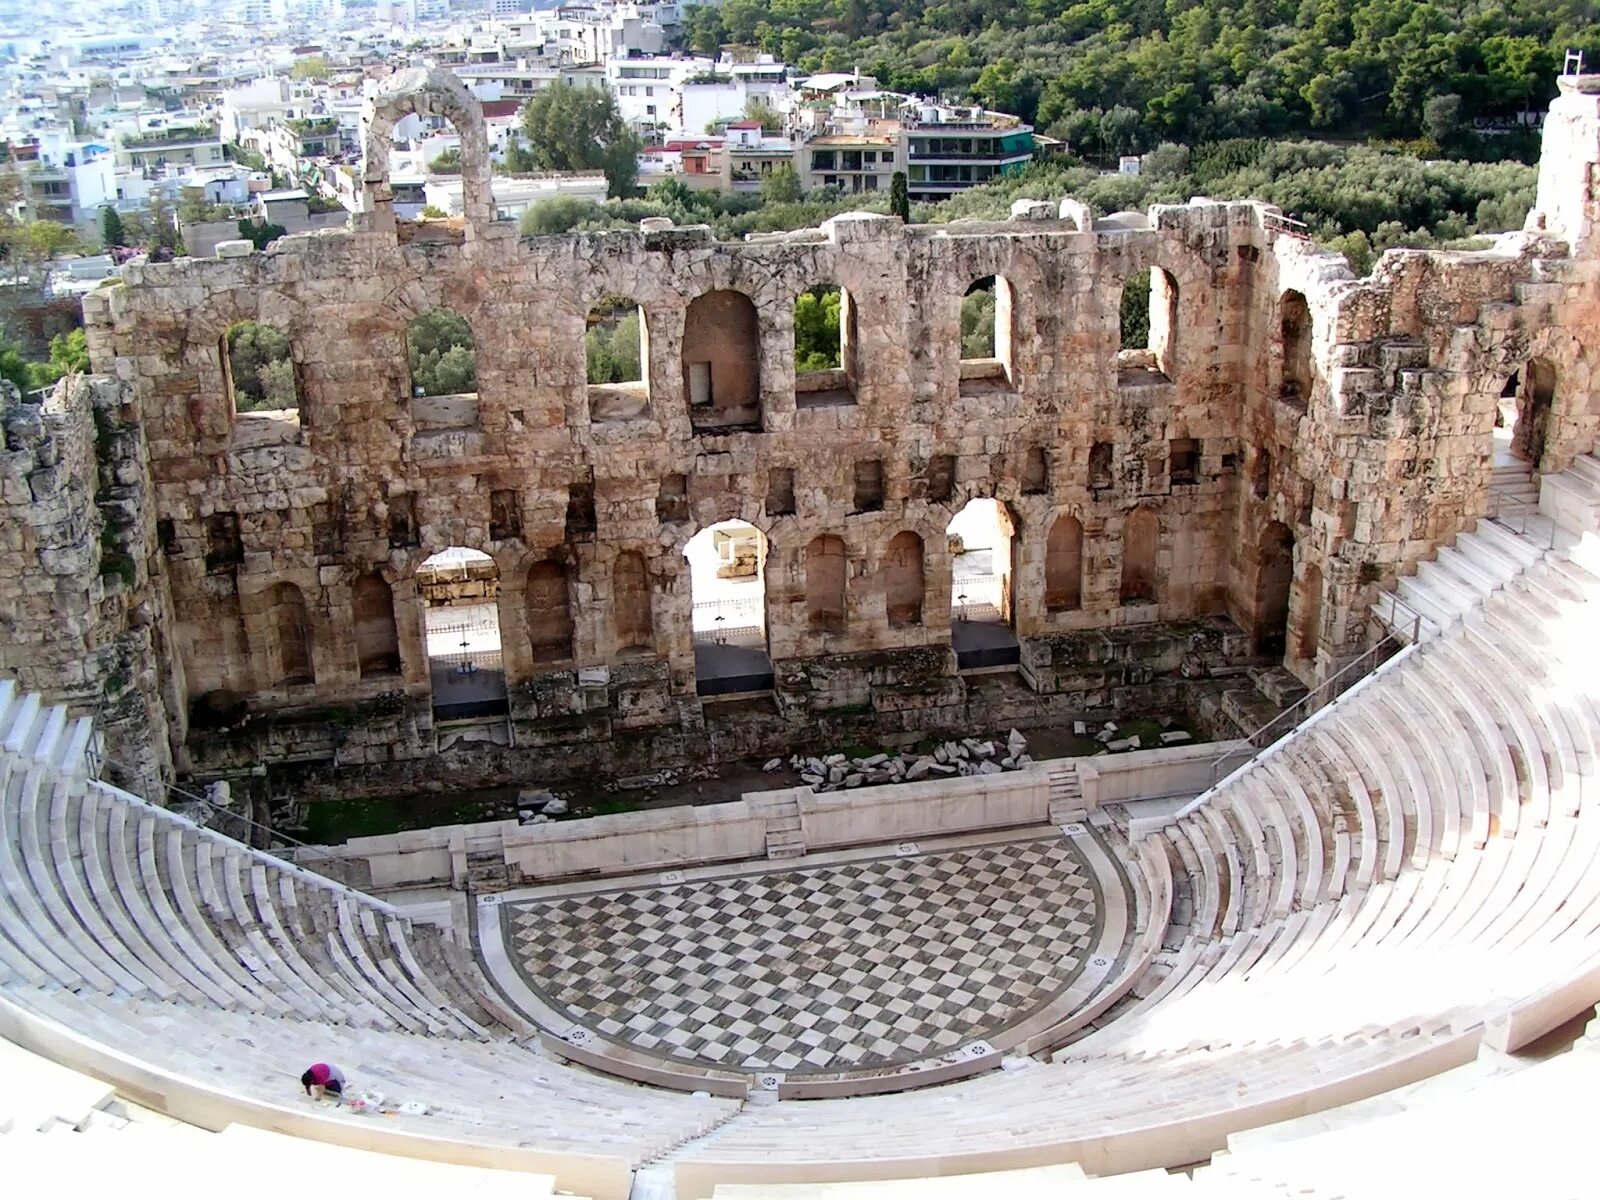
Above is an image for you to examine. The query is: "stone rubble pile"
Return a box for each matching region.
[516,789,569,824]
[764,729,1035,793]
[1089,720,1192,753]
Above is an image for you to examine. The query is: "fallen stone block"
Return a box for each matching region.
[828,765,847,784]
[763,757,785,772]
[976,761,1003,775]
[860,752,889,768]
[930,762,958,775]
[801,772,824,786]
[1073,721,1087,736]
[542,797,569,815]
[1096,729,1116,744]
[906,757,936,781]
[824,753,847,766]
[1160,730,1193,745]
[844,773,864,788]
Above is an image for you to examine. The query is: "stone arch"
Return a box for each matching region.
[360,67,493,234]
[1254,521,1294,657]
[1296,561,1323,662]
[614,550,655,656]
[683,289,762,432]
[1120,506,1159,605]
[1044,514,1083,612]
[353,573,402,678]
[526,559,574,665]
[269,582,314,686]
[1515,358,1556,467]
[805,534,848,633]
[959,274,1016,387]
[1279,289,1313,407]
[884,531,925,628]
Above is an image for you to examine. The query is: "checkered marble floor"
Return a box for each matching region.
[499,837,1102,1074]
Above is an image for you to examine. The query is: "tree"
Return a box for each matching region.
[743,96,784,133]
[419,204,448,220]
[145,192,181,255]
[794,287,842,371]
[429,146,462,174]
[761,163,801,204]
[586,298,643,384]
[236,218,286,250]
[520,83,640,199]
[890,171,910,223]
[100,206,125,249]
[960,288,996,358]
[405,308,476,397]
[224,321,297,411]
[47,328,87,375]
[519,196,602,236]
[290,55,330,80]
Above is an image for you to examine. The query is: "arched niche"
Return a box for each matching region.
[360,67,494,235]
[1044,514,1084,612]
[1118,268,1178,381]
[1120,507,1159,605]
[526,558,574,665]
[1279,290,1313,408]
[682,289,761,433]
[613,550,655,657]
[805,534,848,633]
[353,573,401,678]
[268,582,314,686]
[884,531,925,628]
[1254,522,1294,658]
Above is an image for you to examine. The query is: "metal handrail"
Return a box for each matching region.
[1198,615,1416,795]
[96,751,358,868]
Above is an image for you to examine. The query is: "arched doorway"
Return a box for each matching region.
[417,547,507,721]
[1513,359,1555,468]
[684,520,773,696]
[947,498,1020,669]
[1254,522,1294,658]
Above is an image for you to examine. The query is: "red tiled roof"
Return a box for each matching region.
[480,99,522,119]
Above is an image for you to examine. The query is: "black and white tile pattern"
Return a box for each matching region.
[501,838,1100,1074]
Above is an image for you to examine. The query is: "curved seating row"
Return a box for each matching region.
[666,466,1600,1194]
[0,680,737,1199]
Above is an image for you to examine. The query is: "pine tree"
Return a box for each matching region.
[100,206,125,248]
[890,172,910,223]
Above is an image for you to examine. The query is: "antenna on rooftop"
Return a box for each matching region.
[1564,49,1585,77]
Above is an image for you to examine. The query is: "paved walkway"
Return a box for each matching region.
[494,834,1115,1075]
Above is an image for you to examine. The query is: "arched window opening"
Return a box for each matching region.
[884,531,925,628]
[224,321,298,415]
[805,534,848,634]
[353,574,401,678]
[417,547,506,721]
[269,583,314,687]
[794,284,856,408]
[959,275,1013,395]
[406,307,477,398]
[1279,290,1313,408]
[526,559,574,665]
[587,295,649,423]
[1118,268,1178,383]
[1255,522,1294,658]
[1296,561,1323,663]
[948,500,1020,667]
[1512,358,1556,468]
[685,521,772,695]
[683,289,761,433]
[1044,515,1084,612]
[1120,507,1159,605]
[613,550,655,657]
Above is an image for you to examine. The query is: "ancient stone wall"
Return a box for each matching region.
[7,69,1600,795]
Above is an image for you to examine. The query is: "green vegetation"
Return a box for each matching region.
[586,296,644,384]
[429,146,462,174]
[236,217,287,250]
[405,307,477,397]
[960,284,995,358]
[760,162,802,204]
[225,321,297,411]
[0,328,88,395]
[290,55,330,81]
[519,82,641,198]
[100,206,125,248]
[122,122,217,148]
[680,0,1591,157]
[285,116,338,138]
[794,285,841,371]
[304,195,345,215]
[890,171,910,222]
[743,96,785,132]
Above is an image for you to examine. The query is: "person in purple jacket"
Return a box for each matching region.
[300,1062,346,1101]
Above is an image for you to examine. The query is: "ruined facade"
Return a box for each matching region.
[8,71,1600,796]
